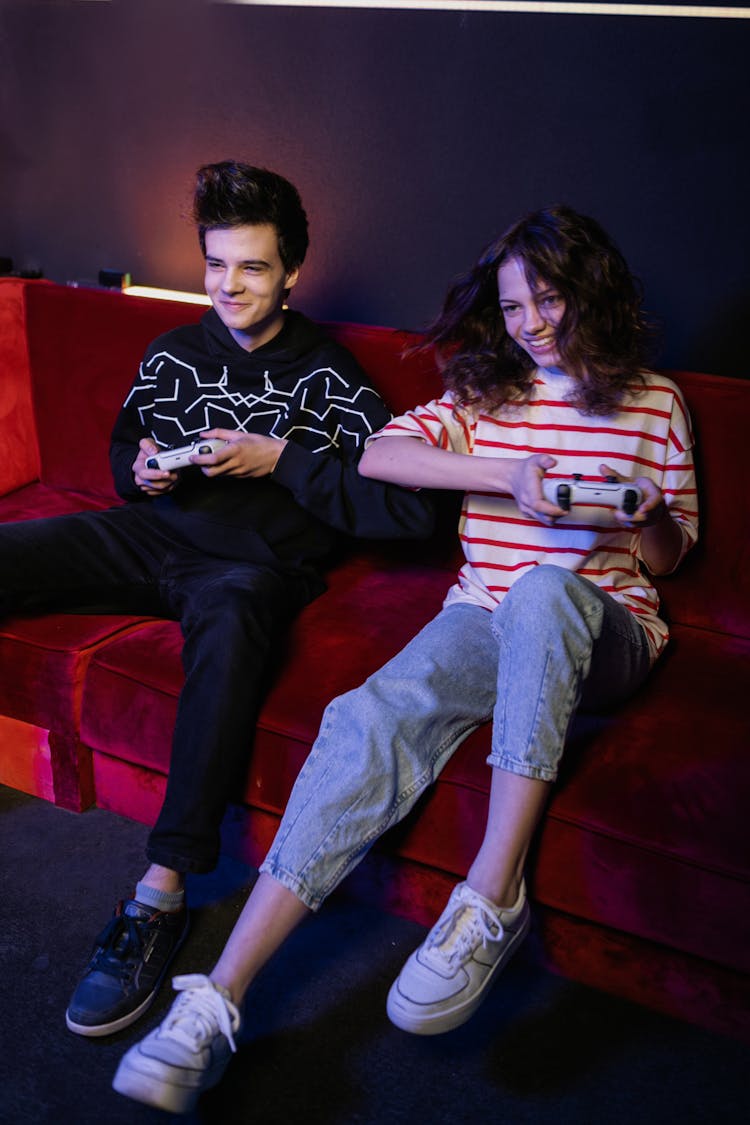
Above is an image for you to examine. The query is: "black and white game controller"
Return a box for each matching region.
[146,438,228,471]
[542,474,643,516]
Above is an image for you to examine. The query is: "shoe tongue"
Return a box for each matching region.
[459,886,505,926]
[123,899,153,920]
[432,898,499,961]
[441,908,477,950]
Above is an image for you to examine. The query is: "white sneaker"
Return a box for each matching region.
[387,880,530,1035]
[112,973,241,1114]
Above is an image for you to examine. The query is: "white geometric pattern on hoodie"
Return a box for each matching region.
[123,350,384,454]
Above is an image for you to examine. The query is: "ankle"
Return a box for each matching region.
[140,864,184,895]
[136,865,186,914]
[209,971,246,1008]
[465,875,524,913]
[135,880,185,914]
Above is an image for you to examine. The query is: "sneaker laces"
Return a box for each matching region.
[425,890,503,969]
[91,904,149,968]
[158,974,240,1054]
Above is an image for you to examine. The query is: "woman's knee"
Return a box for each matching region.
[492,566,605,652]
[512,564,581,599]
[499,566,600,618]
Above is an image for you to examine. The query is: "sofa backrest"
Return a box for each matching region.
[324,321,444,416]
[0,279,42,492]
[651,369,750,640]
[23,281,202,502]
[9,279,750,641]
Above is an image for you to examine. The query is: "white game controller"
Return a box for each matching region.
[542,474,643,516]
[145,438,228,471]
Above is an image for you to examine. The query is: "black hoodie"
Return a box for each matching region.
[109,309,435,578]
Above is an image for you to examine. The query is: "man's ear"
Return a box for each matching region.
[284,266,301,293]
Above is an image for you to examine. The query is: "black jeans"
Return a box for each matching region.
[0,504,312,872]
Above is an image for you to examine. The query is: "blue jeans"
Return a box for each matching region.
[262,565,652,909]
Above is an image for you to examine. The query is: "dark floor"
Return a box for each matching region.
[1,783,748,1125]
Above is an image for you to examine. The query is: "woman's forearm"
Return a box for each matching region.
[638,505,686,575]
[359,435,517,495]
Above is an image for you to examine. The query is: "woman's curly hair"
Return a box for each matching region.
[422,205,656,416]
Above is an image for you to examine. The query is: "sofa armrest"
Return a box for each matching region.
[0,279,41,496]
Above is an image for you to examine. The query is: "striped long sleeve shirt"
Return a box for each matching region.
[374,366,698,662]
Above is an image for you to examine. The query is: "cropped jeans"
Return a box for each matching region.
[262,564,652,910]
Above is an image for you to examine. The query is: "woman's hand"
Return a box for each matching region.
[599,463,684,574]
[598,463,667,529]
[507,454,562,523]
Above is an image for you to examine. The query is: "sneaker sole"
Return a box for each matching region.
[65,911,190,1038]
[65,988,160,1038]
[112,1051,227,1114]
[386,905,531,1036]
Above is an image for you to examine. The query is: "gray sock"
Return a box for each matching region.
[134,880,185,913]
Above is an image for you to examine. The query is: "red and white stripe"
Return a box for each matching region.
[376,368,698,661]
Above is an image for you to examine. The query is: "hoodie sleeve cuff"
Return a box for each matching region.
[271,439,315,489]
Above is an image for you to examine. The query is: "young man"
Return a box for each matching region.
[0,161,434,1038]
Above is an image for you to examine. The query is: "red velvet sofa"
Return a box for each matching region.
[1,277,748,1043]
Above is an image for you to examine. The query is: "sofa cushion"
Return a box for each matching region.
[0,480,114,523]
[0,481,156,732]
[80,552,456,777]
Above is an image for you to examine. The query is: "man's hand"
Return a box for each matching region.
[132,438,179,495]
[191,429,288,479]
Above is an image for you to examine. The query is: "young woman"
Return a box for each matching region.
[112,204,698,1114]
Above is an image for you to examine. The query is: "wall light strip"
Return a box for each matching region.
[123,285,211,306]
[218,0,750,18]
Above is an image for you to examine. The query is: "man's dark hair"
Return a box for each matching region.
[193,161,309,273]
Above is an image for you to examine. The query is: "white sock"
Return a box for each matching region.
[134,880,185,913]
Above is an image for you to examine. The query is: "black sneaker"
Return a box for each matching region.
[65,899,189,1037]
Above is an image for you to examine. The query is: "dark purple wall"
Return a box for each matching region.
[1,0,748,375]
